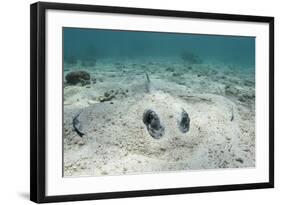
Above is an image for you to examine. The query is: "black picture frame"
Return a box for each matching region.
[30,1,274,203]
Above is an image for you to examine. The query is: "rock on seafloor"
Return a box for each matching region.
[65,70,91,86]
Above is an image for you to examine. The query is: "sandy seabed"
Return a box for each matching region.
[63,59,255,177]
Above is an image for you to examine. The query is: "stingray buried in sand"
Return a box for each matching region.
[63,28,255,177]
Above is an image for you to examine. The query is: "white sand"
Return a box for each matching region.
[63,60,255,177]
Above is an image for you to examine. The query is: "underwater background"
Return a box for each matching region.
[63,27,255,70]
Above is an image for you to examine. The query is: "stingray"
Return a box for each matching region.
[63,71,254,177]
[66,73,237,144]
[71,73,192,140]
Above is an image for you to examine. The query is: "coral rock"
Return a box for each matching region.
[65,70,91,86]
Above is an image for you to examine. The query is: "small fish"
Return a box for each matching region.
[72,111,85,137]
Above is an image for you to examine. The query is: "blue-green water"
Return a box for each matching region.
[63,27,255,69]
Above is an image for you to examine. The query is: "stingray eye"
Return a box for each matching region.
[143,109,165,139]
[177,109,190,133]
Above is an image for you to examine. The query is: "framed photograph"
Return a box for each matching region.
[30,2,274,203]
